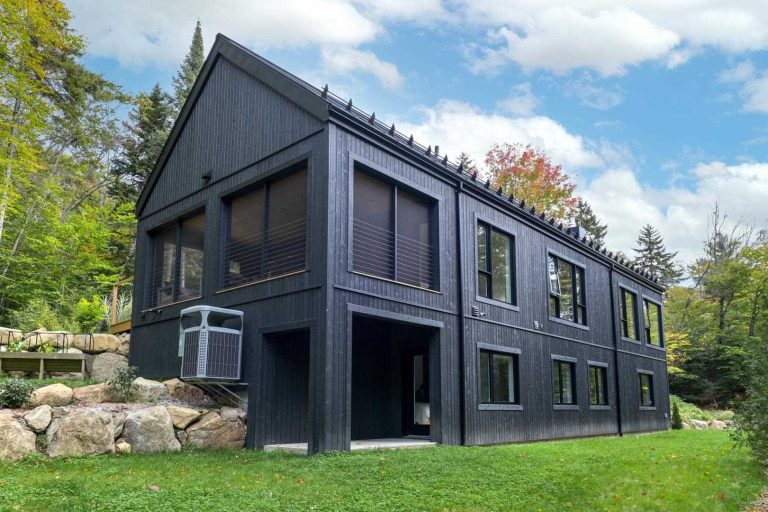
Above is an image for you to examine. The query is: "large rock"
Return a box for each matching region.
[163,378,205,404]
[689,419,709,430]
[0,415,36,461]
[115,440,131,454]
[71,333,120,354]
[73,383,114,404]
[220,407,245,423]
[166,406,201,429]
[29,383,73,407]
[47,409,114,457]
[710,420,728,430]
[121,406,180,453]
[23,405,52,432]
[112,412,126,439]
[116,334,130,357]
[186,412,245,450]
[132,377,169,401]
[90,353,128,381]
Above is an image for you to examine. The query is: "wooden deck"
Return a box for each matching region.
[0,352,88,379]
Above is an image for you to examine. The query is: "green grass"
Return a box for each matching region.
[0,431,762,511]
[0,376,99,390]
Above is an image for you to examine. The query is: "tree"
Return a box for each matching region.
[632,224,683,287]
[456,151,477,173]
[172,20,204,113]
[484,143,577,220]
[573,199,607,246]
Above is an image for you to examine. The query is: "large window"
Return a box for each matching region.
[477,222,515,304]
[548,254,587,325]
[352,168,436,289]
[479,350,519,404]
[643,299,663,347]
[588,364,608,406]
[222,167,307,288]
[620,288,639,340]
[148,212,205,308]
[638,372,655,407]
[552,359,576,405]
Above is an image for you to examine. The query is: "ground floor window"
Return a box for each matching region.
[588,364,608,406]
[479,349,519,404]
[552,359,576,405]
[639,372,655,407]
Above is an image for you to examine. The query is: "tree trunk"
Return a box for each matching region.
[0,98,23,248]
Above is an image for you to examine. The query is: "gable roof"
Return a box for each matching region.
[136,34,663,292]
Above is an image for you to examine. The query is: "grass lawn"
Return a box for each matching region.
[0,376,98,389]
[0,430,762,511]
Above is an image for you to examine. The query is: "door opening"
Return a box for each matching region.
[404,352,430,437]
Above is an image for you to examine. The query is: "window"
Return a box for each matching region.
[352,168,436,289]
[148,212,205,308]
[552,359,576,405]
[548,254,587,325]
[477,222,515,304]
[639,372,655,407]
[479,350,519,404]
[620,288,639,340]
[588,365,608,406]
[643,299,663,347]
[222,167,307,288]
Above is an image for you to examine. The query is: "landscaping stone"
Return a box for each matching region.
[186,411,245,450]
[58,347,83,354]
[115,440,131,454]
[166,406,201,429]
[112,412,126,439]
[176,430,188,446]
[23,405,52,433]
[47,409,114,457]
[131,377,169,401]
[220,406,244,423]
[163,378,205,403]
[116,334,130,357]
[90,353,128,381]
[73,383,113,404]
[29,383,73,407]
[121,406,180,453]
[689,419,709,430]
[0,415,36,461]
[710,420,727,430]
[72,333,120,354]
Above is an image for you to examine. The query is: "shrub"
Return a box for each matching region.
[35,342,57,353]
[7,340,26,352]
[732,339,768,462]
[0,379,34,408]
[74,295,108,333]
[10,299,74,332]
[671,401,683,429]
[107,366,137,402]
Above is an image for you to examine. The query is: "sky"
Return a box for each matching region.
[67,0,768,266]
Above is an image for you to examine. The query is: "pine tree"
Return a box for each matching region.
[456,152,478,173]
[574,199,607,246]
[632,224,684,287]
[172,20,205,112]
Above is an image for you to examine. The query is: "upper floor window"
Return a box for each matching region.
[222,167,307,288]
[548,254,587,325]
[588,364,608,406]
[638,372,655,407]
[148,212,205,308]
[477,222,515,304]
[620,288,639,340]
[352,168,436,290]
[643,299,663,347]
[479,349,519,404]
[552,359,576,405]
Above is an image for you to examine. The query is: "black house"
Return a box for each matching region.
[131,35,669,454]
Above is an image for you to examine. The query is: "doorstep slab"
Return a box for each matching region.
[264,437,436,456]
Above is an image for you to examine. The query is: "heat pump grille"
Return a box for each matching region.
[181,330,200,378]
[205,331,241,379]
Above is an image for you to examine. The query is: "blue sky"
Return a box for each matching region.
[68,0,768,264]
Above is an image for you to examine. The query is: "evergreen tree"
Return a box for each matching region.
[632,224,684,287]
[172,20,204,112]
[573,199,607,246]
[456,151,478,173]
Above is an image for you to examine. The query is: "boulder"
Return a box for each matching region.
[115,440,131,454]
[186,412,245,450]
[23,405,52,433]
[0,415,36,461]
[72,333,120,354]
[220,406,245,423]
[176,430,188,446]
[132,377,169,401]
[116,334,130,357]
[710,420,728,430]
[47,409,114,457]
[121,406,180,453]
[73,383,114,404]
[29,383,73,407]
[166,406,201,429]
[163,378,205,404]
[112,412,126,439]
[689,419,709,430]
[90,353,128,381]
[58,347,83,354]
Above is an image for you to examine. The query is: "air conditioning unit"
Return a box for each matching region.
[179,305,244,381]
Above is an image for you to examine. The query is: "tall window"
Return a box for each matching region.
[588,365,608,406]
[479,350,519,404]
[552,359,576,405]
[620,288,639,340]
[644,299,663,347]
[639,372,655,407]
[148,213,205,308]
[477,222,515,304]
[352,168,436,289]
[548,255,587,325]
[222,167,307,288]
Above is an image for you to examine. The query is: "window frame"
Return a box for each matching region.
[638,370,656,409]
[477,343,522,410]
[547,250,588,329]
[551,355,578,409]
[587,361,610,409]
[348,157,441,292]
[475,217,518,308]
[619,286,641,343]
[642,296,665,349]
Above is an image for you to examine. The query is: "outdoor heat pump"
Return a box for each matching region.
[179,305,244,381]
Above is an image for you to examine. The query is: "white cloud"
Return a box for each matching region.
[716,61,768,113]
[321,47,404,89]
[563,74,624,110]
[497,83,539,116]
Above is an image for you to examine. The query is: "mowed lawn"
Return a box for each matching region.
[0,430,762,512]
